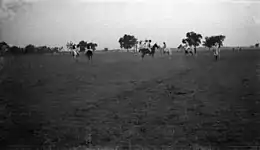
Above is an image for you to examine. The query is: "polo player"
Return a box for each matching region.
[147,40,152,52]
[213,44,220,58]
[162,42,166,53]
[138,41,143,51]
[163,42,166,49]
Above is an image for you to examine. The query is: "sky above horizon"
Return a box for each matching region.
[0,0,260,49]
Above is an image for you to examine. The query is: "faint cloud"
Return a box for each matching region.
[0,0,43,23]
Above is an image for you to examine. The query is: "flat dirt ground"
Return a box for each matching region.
[0,49,260,149]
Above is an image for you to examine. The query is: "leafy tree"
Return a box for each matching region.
[203,36,215,50]
[77,40,88,52]
[0,41,9,54]
[24,44,36,53]
[87,42,98,51]
[118,34,137,52]
[202,35,225,50]
[9,46,22,54]
[0,41,9,48]
[213,35,226,48]
[182,31,203,54]
[255,43,259,48]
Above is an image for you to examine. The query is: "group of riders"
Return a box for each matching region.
[135,39,221,60]
[137,40,167,53]
[71,46,93,58]
[70,45,94,62]
[70,39,220,60]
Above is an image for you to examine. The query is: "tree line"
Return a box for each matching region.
[1,33,259,55]
[0,40,98,55]
[118,32,259,52]
[0,42,61,55]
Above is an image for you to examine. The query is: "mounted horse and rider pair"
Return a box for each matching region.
[137,40,163,60]
[137,40,153,53]
[71,47,93,62]
[137,40,177,60]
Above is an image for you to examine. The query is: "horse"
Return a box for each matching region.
[139,43,160,60]
[163,48,173,55]
[71,49,80,61]
[178,44,194,56]
[158,43,166,57]
[162,47,174,59]
[85,49,93,62]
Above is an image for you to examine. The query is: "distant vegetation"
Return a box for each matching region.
[182,31,203,54]
[1,33,259,56]
[202,35,226,50]
[0,40,98,55]
[118,34,138,52]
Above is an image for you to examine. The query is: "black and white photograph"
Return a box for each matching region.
[1,0,260,149]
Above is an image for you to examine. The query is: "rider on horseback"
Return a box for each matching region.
[213,43,220,57]
[72,45,80,56]
[147,40,152,52]
[163,42,166,49]
[138,41,143,52]
[162,42,166,53]
[138,40,152,53]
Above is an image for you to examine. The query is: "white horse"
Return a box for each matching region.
[163,47,173,55]
[71,48,80,61]
[158,42,172,57]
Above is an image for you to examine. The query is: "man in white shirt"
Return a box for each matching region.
[138,41,143,52]
[213,44,220,58]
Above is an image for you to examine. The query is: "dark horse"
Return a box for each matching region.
[139,43,160,60]
[85,49,93,62]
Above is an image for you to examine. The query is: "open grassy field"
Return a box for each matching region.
[0,49,260,149]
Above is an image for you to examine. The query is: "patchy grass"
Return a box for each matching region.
[0,50,260,150]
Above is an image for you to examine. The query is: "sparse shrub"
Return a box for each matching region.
[9,46,23,54]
